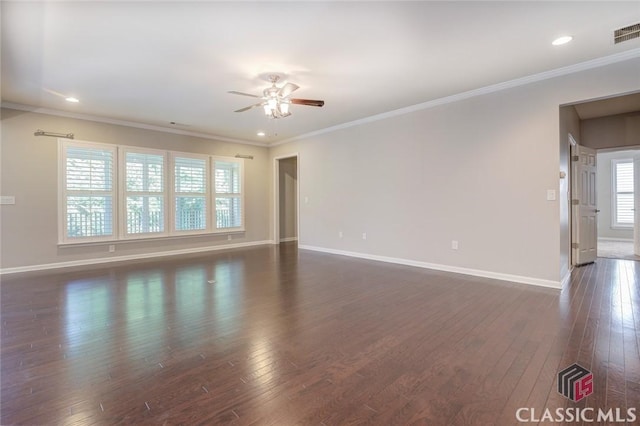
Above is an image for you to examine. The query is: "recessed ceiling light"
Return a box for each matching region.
[552,36,573,46]
[65,97,80,103]
[257,131,266,137]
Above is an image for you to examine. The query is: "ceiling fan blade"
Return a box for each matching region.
[278,83,299,98]
[234,102,264,113]
[291,98,325,107]
[228,90,261,98]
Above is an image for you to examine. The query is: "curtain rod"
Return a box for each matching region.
[34,129,74,139]
[235,154,253,160]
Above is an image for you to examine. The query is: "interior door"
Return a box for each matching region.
[571,144,597,265]
[634,155,640,256]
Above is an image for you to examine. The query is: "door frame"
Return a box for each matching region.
[570,144,640,265]
[273,153,300,244]
[568,133,577,267]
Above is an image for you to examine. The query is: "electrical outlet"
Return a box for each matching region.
[338,231,343,238]
[451,240,458,250]
[108,245,115,253]
[362,233,367,240]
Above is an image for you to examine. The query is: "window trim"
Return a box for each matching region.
[120,146,169,239]
[59,139,245,245]
[611,158,634,229]
[58,139,118,244]
[171,152,211,235]
[212,156,245,232]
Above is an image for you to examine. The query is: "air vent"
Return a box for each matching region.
[614,23,640,44]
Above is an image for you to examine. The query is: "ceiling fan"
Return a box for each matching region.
[228,74,324,119]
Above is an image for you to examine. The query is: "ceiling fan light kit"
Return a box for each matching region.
[229,74,324,119]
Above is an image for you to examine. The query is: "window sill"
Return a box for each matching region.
[610,225,634,230]
[58,229,245,247]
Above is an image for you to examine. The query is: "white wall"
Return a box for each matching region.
[3,57,639,281]
[582,112,640,149]
[596,150,637,240]
[0,108,271,270]
[270,56,640,287]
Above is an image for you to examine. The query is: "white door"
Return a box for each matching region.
[634,155,640,256]
[571,145,598,265]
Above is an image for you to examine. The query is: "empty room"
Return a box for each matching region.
[1,1,640,424]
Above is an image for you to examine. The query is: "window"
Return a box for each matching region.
[214,159,243,229]
[613,159,634,228]
[59,140,244,244]
[174,155,208,232]
[60,142,116,242]
[123,149,166,236]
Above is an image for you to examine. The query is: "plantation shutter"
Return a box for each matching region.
[174,156,207,231]
[615,161,634,225]
[214,159,243,229]
[124,151,166,235]
[63,144,115,240]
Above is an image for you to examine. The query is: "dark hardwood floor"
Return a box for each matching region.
[1,243,639,425]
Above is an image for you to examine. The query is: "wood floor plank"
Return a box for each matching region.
[2,246,639,424]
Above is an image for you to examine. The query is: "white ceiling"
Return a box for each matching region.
[2,1,640,145]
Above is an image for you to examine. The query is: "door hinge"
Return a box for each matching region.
[572,243,579,249]
[571,155,580,162]
[572,199,579,205]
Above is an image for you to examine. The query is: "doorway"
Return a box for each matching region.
[563,91,640,270]
[274,154,299,244]
[596,148,640,260]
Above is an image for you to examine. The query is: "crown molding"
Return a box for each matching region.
[4,48,639,149]
[0,102,269,148]
[272,48,640,146]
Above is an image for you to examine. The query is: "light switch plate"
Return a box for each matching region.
[547,190,556,201]
[0,196,15,205]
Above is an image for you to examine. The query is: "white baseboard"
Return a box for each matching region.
[0,240,275,275]
[561,266,574,289]
[598,237,633,242]
[279,237,298,242]
[298,245,561,289]
[2,240,564,290]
